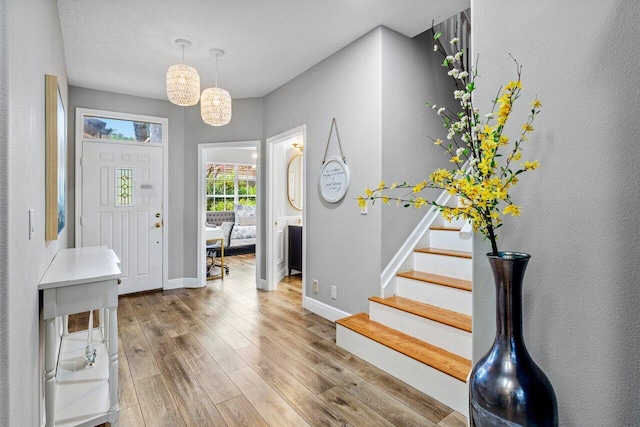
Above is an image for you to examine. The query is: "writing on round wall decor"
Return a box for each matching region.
[318,157,350,203]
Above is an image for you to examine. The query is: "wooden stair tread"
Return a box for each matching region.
[336,313,471,382]
[397,270,472,292]
[369,296,471,332]
[415,247,472,259]
[429,226,462,232]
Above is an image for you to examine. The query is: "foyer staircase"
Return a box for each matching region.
[336,220,472,414]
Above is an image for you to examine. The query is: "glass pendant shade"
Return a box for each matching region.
[201,87,232,126]
[166,63,200,106]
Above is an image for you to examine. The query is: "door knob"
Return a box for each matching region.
[154,222,161,228]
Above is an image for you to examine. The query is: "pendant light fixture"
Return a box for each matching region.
[201,48,232,126]
[166,39,200,106]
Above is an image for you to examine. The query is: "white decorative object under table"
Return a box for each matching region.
[39,246,121,427]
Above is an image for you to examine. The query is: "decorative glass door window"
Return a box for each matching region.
[206,164,256,211]
[116,168,134,206]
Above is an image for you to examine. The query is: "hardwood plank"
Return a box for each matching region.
[429,226,462,232]
[318,386,395,427]
[145,292,190,338]
[156,351,227,426]
[243,325,328,365]
[414,247,472,259]
[315,359,437,427]
[307,323,337,342]
[190,323,248,373]
[162,294,207,329]
[369,296,472,332]
[118,296,139,329]
[120,323,160,381]
[240,328,335,394]
[438,411,468,427]
[310,339,451,423]
[396,270,472,292]
[118,338,139,410]
[217,395,269,427]
[135,375,185,427]
[224,316,255,332]
[236,345,348,426]
[304,312,336,328]
[227,367,310,427]
[336,313,471,382]
[172,333,241,404]
[118,405,145,427]
[139,313,179,357]
[129,293,156,323]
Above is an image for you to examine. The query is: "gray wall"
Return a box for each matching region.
[183,98,264,278]
[264,27,383,314]
[472,1,640,425]
[380,29,457,266]
[3,0,69,425]
[68,86,187,278]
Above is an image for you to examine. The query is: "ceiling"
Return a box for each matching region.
[57,0,469,101]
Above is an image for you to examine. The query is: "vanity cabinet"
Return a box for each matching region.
[288,225,302,275]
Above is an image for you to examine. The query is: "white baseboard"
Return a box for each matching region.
[303,296,350,322]
[165,278,199,290]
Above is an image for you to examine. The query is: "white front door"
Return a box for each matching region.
[81,141,164,294]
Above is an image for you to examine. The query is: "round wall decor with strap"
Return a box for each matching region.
[318,118,350,203]
[318,157,350,203]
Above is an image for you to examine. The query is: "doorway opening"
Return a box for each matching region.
[197,141,261,288]
[266,125,306,293]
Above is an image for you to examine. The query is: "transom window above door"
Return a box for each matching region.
[206,163,256,211]
[82,115,163,144]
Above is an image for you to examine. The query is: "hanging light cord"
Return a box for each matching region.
[215,54,219,88]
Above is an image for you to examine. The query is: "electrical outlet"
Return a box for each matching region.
[331,285,337,299]
[312,280,319,293]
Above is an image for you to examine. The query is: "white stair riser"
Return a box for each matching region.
[432,216,467,229]
[430,230,473,253]
[396,277,472,315]
[337,325,468,414]
[414,252,472,281]
[369,302,471,359]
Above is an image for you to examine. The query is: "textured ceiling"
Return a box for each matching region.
[57,0,469,100]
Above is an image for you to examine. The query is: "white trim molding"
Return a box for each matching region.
[166,278,199,290]
[303,296,350,323]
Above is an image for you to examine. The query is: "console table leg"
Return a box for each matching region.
[44,318,56,427]
[108,306,119,413]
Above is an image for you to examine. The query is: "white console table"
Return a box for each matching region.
[39,246,121,427]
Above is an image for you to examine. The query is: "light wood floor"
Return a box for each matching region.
[73,254,467,426]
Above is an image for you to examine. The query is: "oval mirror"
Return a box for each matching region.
[287,155,303,210]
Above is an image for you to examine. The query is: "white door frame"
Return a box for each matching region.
[197,141,261,288]
[266,125,306,292]
[75,108,169,289]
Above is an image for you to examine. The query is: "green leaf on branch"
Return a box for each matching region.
[434,32,442,41]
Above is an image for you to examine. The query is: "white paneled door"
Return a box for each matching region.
[82,141,163,294]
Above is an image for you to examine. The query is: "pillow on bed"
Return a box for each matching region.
[234,203,256,225]
[238,215,256,226]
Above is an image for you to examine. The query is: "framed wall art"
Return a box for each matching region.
[45,74,66,240]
